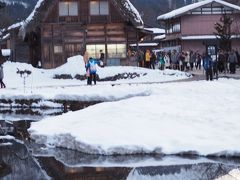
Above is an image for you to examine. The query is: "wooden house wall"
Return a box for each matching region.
[10,30,30,63]
[39,0,141,68]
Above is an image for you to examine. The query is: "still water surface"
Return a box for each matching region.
[1,109,240,180]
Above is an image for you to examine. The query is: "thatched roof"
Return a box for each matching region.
[21,0,143,33]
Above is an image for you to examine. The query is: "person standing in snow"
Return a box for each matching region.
[0,64,6,88]
[0,48,3,64]
[164,52,170,69]
[99,50,105,67]
[228,50,238,74]
[85,60,91,85]
[171,49,179,70]
[145,49,151,68]
[203,53,213,81]
[86,57,97,85]
[150,51,156,69]
[196,52,202,70]
[189,51,195,71]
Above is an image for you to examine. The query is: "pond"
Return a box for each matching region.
[1,108,240,180]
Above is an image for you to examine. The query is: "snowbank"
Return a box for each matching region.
[1,55,190,90]
[30,79,240,157]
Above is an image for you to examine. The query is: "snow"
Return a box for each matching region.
[130,43,159,47]
[1,33,10,40]
[29,78,240,157]
[18,0,143,35]
[22,0,44,26]
[0,0,28,8]
[122,0,144,26]
[144,28,165,34]
[2,54,239,159]
[154,34,166,40]
[157,0,240,20]
[1,49,10,56]
[182,35,240,40]
[0,135,15,140]
[7,21,24,31]
[0,55,189,97]
[216,169,240,180]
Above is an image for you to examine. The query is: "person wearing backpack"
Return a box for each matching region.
[203,53,213,81]
[86,57,97,85]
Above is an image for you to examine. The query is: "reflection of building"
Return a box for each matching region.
[4,0,148,68]
[0,160,11,178]
[38,156,131,179]
[0,1,6,9]
[157,0,240,55]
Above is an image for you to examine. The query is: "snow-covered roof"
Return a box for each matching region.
[2,33,10,40]
[1,49,11,57]
[154,34,166,40]
[144,28,165,34]
[130,43,159,47]
[0,0,28,8]
[7,21,24,31]
[20,0,143,33]
[181,35,240,40]
[157,0,240,20]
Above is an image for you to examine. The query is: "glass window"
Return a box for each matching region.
[59,2,68,16]
[59,2,78,16]
[100,1,109,15]
[86,44,105,59]
[54,45,63,54]
[173,22,180,33]
[69,2,78,16]
[107,44,126,58]
[90,1,109,15]
[90,1,99,15]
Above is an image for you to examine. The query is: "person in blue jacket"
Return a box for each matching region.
[203,53,213,81]
[86,57,97,85]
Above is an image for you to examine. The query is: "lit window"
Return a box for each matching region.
[54,45,63,54]
[90,1,109,15]
[107,44,126,58]
[59,2,78,16]
[86,44,105,59]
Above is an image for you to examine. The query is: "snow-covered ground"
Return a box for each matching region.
[2,55,190,89]
[29,78,240,157]
[0,55,190,102]
[2,55,240,159]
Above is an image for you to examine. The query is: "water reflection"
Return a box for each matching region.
[37,156,131,180]
[0,108,64,121]
[1,114,240,179]
[0,140,50,180]
[127,163,240,180]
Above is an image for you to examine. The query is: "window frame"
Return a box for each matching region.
[86,44,106,59]
[107,44,127,58]
[54,45,63,54]
[90,0,109,16]
[59,1,78,17]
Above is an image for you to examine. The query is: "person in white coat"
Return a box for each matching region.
[164,52,171,69]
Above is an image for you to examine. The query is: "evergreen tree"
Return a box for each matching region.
[214,13,233,51]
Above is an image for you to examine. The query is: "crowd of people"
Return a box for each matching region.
[133,48,240,80]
